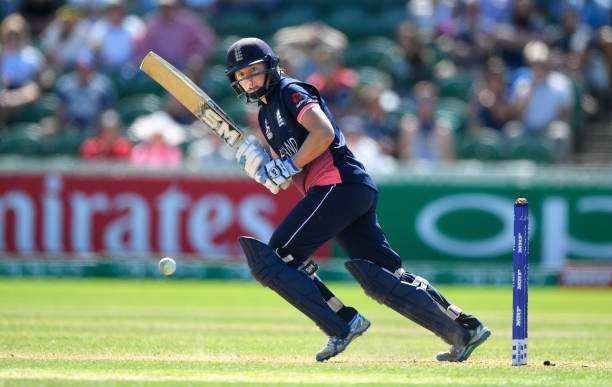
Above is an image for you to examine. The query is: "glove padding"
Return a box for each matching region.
[264,158,302,186]
[236,139,269,179]
[235,138,291,194]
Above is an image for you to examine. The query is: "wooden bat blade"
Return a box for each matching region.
[139,51,244,148]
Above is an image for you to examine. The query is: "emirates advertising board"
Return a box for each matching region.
[0,172,310,259]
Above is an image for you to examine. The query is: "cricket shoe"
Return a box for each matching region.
[436,320,491,362]
[315,313,371,362]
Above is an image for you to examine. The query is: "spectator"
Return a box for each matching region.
[0,13,44,124]
[510,41,574,160]
[407,0,455,36]
[470,57,513,132]
[582,26,612,110]
[186,125,234,168]
[18,0,63,36]
[449,0,493,69]
[580,0,612,30]
[0,1,19,20]
[41,5,92,71]
[556,5,592,56]
[55,49,115,133]
[137,0,215,71]
[87,0,145,73]
[129,111,184,167]
[341,115,396,174]
[358,84,402,156]
[394,21,436,94]
[80,109,132,160]
[274,22,348,80]
[397,81,455,162]
[492,0,550,69]
[478,0,513,33]
[182,0,218,13]
[306,47,359,117]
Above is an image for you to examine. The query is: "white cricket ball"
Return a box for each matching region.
[158,257,176,276]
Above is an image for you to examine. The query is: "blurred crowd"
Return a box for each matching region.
[0,0,610,170]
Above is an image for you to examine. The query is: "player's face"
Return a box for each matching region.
[235,63,267,94]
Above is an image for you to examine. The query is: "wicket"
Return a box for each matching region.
[512,198,529,366]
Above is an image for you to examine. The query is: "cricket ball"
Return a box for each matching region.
[159,257,176,276]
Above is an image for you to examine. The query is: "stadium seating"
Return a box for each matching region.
[219,98,247,127]
[202,65,236,101]
[324,8,374,40]
[116,94,163,125]
[436,74,474,101]
[458,128,503,161]
[211,35,242,67]
[6,94,60,124]
[40,129,86,157]
[505,135,554,164]
[208,11,271,38]
[112,71,164,98]
[268,6,319,32]
[0,123,44,156]
[435,97,468,133]
[344,38,403,74]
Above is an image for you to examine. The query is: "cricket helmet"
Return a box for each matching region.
[225,37,280,103]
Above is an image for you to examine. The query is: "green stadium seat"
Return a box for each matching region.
[219,98,247,127]
[569,76,585,152]
[7,94,60,124]
[324,8,373,40]
[208,11,271,38]
[268,6,319,31]
[116,94,163,126]
[345,38,403,73]
[112,71,164,98]
[202,65,235,101]
[371,6,408,37]
[436,73,474,100]
[211,35,241,66]
[0,123,44,156]
[435,97,468,133]
[505,135,554,164]
[458,128,503,161]
[355,66,393,88]
[41,129,87,157]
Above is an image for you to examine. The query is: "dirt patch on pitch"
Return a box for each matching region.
[2,352,610,369]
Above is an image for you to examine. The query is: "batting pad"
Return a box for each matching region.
[239,237,349,338]
[346,259,469,346]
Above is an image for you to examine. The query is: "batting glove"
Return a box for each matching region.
[254,166,281,194]
[236,138,269,178]
[235,138,287,194]
[264,157,302,186]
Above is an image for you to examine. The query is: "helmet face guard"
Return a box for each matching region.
[225,38,281,103]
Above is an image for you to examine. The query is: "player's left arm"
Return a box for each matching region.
[262,104,334,186]
[291,105,334,168]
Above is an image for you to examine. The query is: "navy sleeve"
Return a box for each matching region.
[281,83,319,120]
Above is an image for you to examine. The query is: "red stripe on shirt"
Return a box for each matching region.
[296,102,318,122]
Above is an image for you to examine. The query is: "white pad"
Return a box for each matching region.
[245,145,267,176]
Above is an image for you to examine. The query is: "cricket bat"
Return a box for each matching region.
[139,51,290,191]
[139,51,245,149]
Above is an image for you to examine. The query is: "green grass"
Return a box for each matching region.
[0,279,610,386]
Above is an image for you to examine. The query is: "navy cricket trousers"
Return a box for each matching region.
[268,183,402,272]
